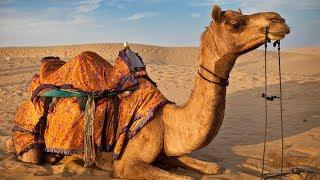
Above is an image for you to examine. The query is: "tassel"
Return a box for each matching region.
[83,95,96,167]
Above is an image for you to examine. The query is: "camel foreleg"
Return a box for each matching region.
[160,155,222,175]
[114,118,193,179]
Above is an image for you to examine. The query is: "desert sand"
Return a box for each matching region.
[0,43,319,179]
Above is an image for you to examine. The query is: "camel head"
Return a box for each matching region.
[205,5,290,56]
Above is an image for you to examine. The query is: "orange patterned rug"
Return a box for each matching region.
[12,49,169,164]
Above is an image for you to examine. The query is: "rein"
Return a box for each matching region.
[261,27,285,179]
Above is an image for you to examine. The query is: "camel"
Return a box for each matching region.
[19,5,290,179]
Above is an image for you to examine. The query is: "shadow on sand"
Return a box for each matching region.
[188,80,320,177]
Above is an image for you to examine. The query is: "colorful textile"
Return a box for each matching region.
[36,50,141,93]
[12,49,168,160]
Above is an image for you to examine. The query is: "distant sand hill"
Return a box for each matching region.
[0,44,199,65]
[0,44,319,179]
[1,43,319,74]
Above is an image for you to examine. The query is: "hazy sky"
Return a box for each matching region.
[0,0,319,48]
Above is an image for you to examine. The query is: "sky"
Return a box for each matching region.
[0,0,319,48]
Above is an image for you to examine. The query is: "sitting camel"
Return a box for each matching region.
[19,5,290,179]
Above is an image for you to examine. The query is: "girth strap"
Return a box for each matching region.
[35,97,53,141]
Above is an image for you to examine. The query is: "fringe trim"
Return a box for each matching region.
[45,148,82,155]
[128,99,171,139]
[112,153,119,159]
[45,144,113,156]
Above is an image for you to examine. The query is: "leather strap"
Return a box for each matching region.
[198,65,229,87]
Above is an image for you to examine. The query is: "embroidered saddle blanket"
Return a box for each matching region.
[12,49,169,164]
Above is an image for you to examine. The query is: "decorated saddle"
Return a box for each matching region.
[12,48,169,166]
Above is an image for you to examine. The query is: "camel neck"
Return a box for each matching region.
[162,72,228,155]
[182,68,228,145]
[162,43,237,155]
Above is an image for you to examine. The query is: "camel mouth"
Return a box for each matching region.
[267,23,290,41]
[267,31,287,41]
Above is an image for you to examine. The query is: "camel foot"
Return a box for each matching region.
[44,153,64,165]
[161,155,222,175]
[18,147,43,164]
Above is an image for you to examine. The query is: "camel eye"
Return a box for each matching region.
[231,21,240,29]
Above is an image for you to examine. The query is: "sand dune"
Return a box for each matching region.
[0,43,319,179]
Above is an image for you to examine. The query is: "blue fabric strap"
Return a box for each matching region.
[40,89,86,98]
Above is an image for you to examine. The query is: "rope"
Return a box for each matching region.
[274,40,284,174]
[261,27,269,177]
[261,26,285,179]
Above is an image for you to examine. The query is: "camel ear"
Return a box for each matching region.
[238,8,243,15]
[212,5,222,22]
